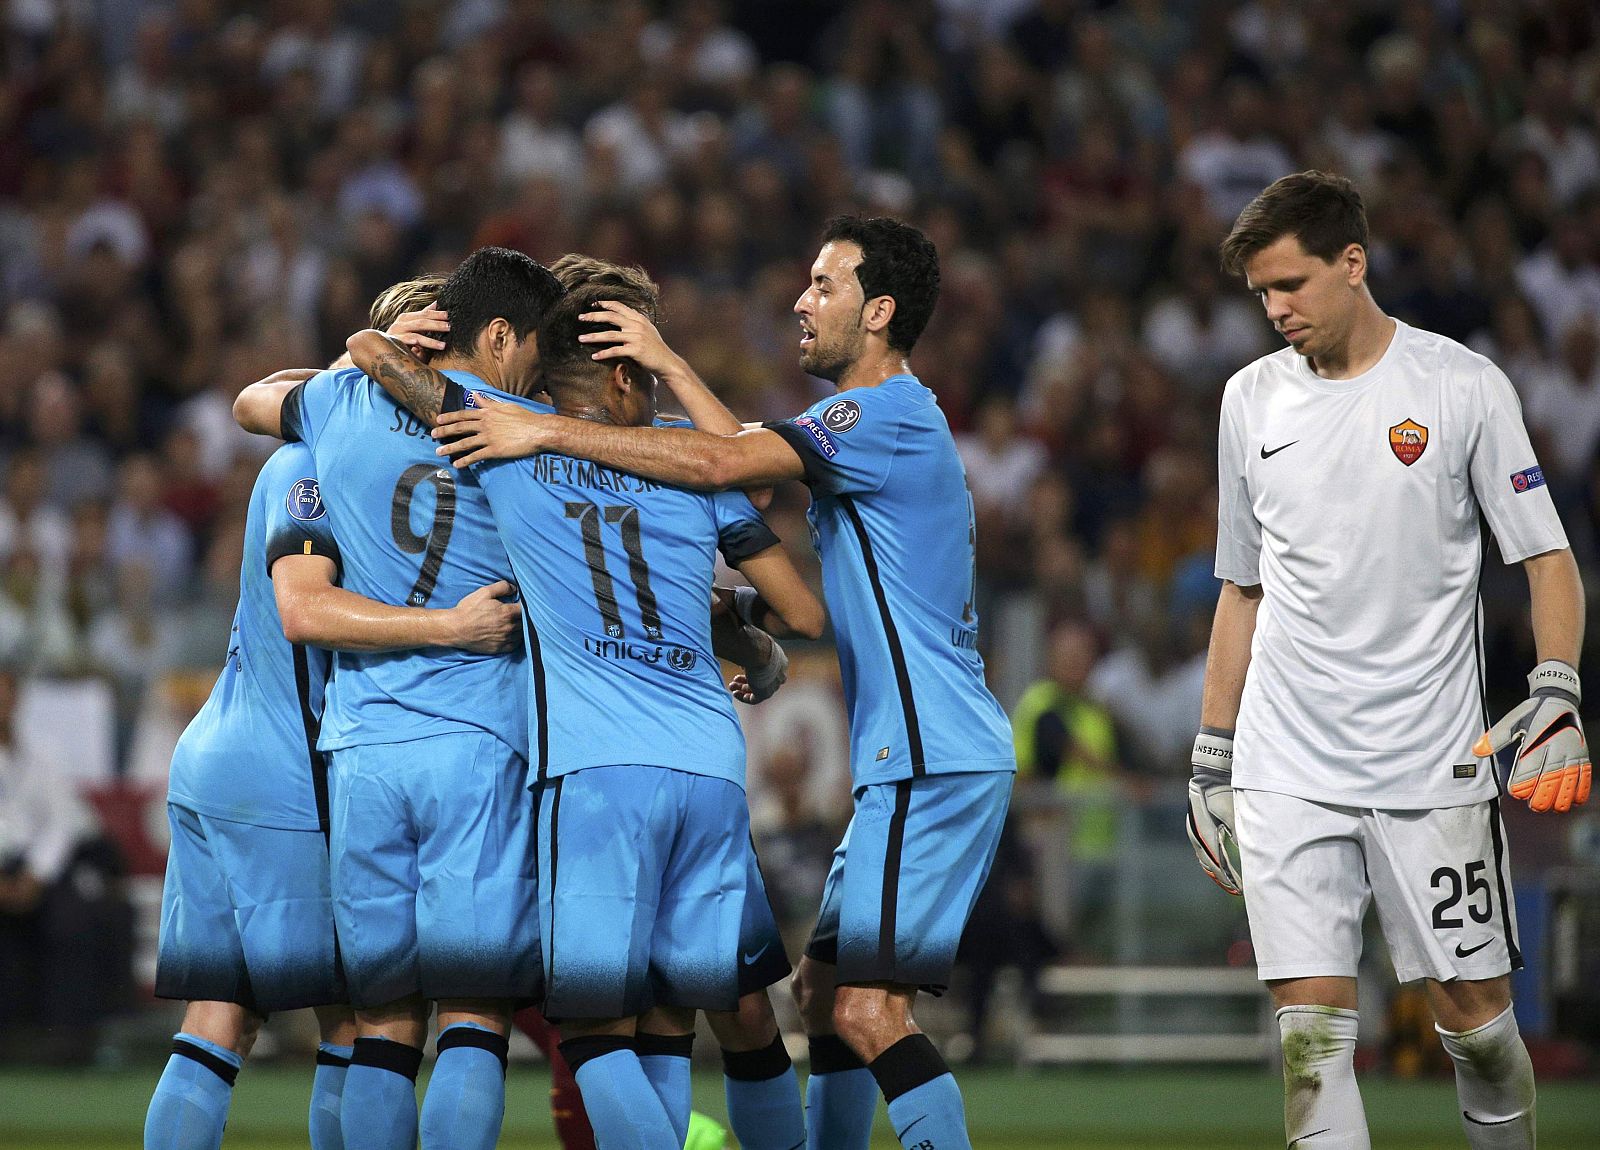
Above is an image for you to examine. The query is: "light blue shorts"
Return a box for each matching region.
[737,837,790,996]
[807,771,1013,990]
[329,732,540,1008]
[539,765,756,1020]
[156,803,344,1014]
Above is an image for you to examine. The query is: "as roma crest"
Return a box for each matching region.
[1389,419,1428,466]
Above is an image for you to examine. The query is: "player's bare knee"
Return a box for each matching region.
[708,991,778,1050]
[830,986,891,1045]
[437,998,513,1035]
[791,963,834,1033]
[181,1001,263,1056]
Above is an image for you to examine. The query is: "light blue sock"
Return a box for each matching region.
[144,1032,242,1150]
[341,1038,422,1150]
[885,1074,972,1150]
[804,1070,877,1150]
[726,1069,807,1150]
[419,1023,508,1150]
[638,1051,692,1147]
[310,1042,353,1150]
[571,1048,679,1150]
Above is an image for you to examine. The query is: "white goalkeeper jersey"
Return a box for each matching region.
[1215,319,1569,809]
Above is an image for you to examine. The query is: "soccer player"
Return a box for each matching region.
[425,217,1017,1150]
[1186,171,1589,1150]
[145,322,521,1150]
[233,247,561,1150]
[349,258,822,1150]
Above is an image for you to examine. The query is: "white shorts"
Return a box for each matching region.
[1234,789,1521,985]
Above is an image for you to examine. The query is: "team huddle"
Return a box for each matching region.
[145,218,1015,1150]
[144,178,1588,1150]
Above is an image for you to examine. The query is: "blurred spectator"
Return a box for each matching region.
[106,453,195,602]
[1142,251,1269,391]
[0,549,82,676]
[749,746,837,956]
[0,449,71,577]
[0,667,132,1064]
[1089,614,1207,775]
[1011,619,1123,955]
[1516,213,1600,345]
[1524,319,1600,486]
[1178,78,1294,226]
[957,397,1047,523]
[27,372,115,511]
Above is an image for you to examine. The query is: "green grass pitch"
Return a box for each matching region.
[3,1065,1597,1148]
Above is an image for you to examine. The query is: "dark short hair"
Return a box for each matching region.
[1219,171,1369,276]
[820,215,940,353]
[434,247,563,356]
[537,260,660,396]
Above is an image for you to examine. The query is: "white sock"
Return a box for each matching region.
[1436,1005,1536,1150]
[1277,1005,1371,1149]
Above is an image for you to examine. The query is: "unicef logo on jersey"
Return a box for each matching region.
[286,478,327,522]
[667,647,698,672]
[821,398,861,434]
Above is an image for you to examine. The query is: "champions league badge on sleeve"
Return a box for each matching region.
[822,398,861,433]
[287,478,327,521]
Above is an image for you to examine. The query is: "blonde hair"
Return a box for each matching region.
[547,254,658,303]
[368,273,448,329]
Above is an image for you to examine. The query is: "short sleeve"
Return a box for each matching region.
[1469,363,1569,564]
[765,391,904,496]
[711,490,780,564]
[280,369,342,448]
[1213,387,1262,585]
[263,450,341,578]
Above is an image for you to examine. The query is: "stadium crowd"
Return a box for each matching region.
[2,0,1599,1052]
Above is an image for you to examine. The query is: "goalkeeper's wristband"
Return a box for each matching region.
[1192,727,1235,775]
[1529,659,1580,706]
[731,585,761,629]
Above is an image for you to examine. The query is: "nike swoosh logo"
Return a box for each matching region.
[1289,1129,1331,1146]
[1260,441,1299,459]
[1520,711,1579,758]
[1455,939,1493,958]
[741,944,770,966]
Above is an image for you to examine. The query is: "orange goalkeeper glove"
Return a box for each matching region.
[1475,660,1591,813]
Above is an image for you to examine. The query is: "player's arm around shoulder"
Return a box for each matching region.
[347,328,454,427]
[272,554,521,655]
[234,368,321,438]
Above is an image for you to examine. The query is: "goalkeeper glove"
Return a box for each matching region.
[1475,659,1591,813]
[1186,727,1243,895]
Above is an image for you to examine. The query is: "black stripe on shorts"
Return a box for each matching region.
[876,780,913,973]
[1487,797,1522,970]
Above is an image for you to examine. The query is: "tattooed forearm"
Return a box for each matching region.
[350,331,450,426]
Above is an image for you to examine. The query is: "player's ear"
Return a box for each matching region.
[483,317,512,360]
[1342,243,1367,287]
[862,293,896,337]
[612,362,633,394]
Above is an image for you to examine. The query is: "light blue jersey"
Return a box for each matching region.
[167,443,338,831]
[769,375,1014,786]
[281,368,527,758]
[463,385,779,788]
